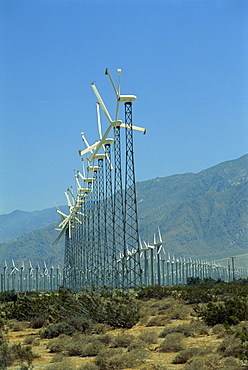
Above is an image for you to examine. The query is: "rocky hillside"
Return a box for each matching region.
[0,154,247,266]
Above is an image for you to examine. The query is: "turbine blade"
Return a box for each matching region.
[105,68,118,98]
[120,123,146,134]
[78,141,99,157]
[96,102,103,139]
[91,82,113,123]
[158,227,162,243]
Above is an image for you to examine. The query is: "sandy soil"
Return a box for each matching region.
[6,317,224,370]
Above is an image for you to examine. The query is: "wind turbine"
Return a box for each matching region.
[143,240,155,286]
[54,188,82,244]
[154,227,163,286]
[28,261,34,291]
[20,260,25,292]
[140,239,149,287]
[3,260,8,291]
[79,69,146,163]
[10,259,19,290]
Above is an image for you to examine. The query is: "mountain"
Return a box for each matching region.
[0,223,64,267]
[137,154,248,259]
[0,206,67,243]
[0,154,247,267]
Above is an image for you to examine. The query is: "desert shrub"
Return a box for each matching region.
[65,340,85,356]
[95,347,147,369]
[137,330,159,344]
[110,332,135,348]
[217,335,242,357]
[146,315,171,327]
[184,353,243,370]
[78,292,139,329]
[4,289,139,330]
[9,343,39,365]
[41,321,76,338]
[160,320,208,338]
[96,333,114,345]
[127,339,146,351]
[173,346,213,364]
[156,298,178,314]
[166,303,191,319]
[22,336,35,345]
[159,332,185,352]
[187,277,202,285]
[136,285,172,300]
[32,337,40,346]
[175,286,214,304]
[0,290,18,302]
[78,363,99,370]
[138,315,150,325]
[212,324,227,337]
[217,327,248,361]
[81,340,106,357]
[195,296,248,326]
[92,323,111,334]
[44,357,75,370]
[139,307,159,317]
[40,317,92,339]
[234,325,248,361]
[47,334,70,353]
[8,319,28,331]
[29,316,47,328]
[140,364,167,370]
[0,342,11,368]
[51,353,67,363]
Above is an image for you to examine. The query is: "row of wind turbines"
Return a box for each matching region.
[54,68,146,292]
[46,68,247,293]
[0,260,62,293]
[1,248,247,293]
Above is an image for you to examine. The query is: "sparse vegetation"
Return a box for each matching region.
[159,332,185,352]
[2,279,248,369]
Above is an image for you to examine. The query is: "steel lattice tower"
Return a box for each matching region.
[123,102,142,289]
[113,126,125,290]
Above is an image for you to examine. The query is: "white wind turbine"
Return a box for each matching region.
[153,227,163,286]
[79,68,146,162]
[143,240,155,286]
[20,260,25,292]
[10,259,19,290]
[3,260,8,291]
[54,187,82,244]
[140,239,150,287]
[28,261,34,291]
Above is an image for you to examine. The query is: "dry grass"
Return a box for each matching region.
[4,293,247,370]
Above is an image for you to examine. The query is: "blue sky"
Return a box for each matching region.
[1,0,247,215]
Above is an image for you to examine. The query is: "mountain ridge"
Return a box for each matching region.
[0,154,247,267]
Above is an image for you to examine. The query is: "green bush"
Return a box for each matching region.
[95,347,147,369]
[29,316,47,328]
[175,286,215,304]
[184,353,243,370]
[137,330,158,344]
[110,332,135,348]
[173,346,213,364]
[159,333,185,352]
[146,315,171,327]
[217,325,248,361]
[136,285,172,300]
[160,320,208,338]
[40,317,92,339]
[195,296,248,326]
[0,290,18,302]
[47,334,70,353]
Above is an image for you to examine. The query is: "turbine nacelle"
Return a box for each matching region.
[118,95,137,102]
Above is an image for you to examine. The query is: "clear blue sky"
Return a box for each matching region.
[1,0,247,215]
